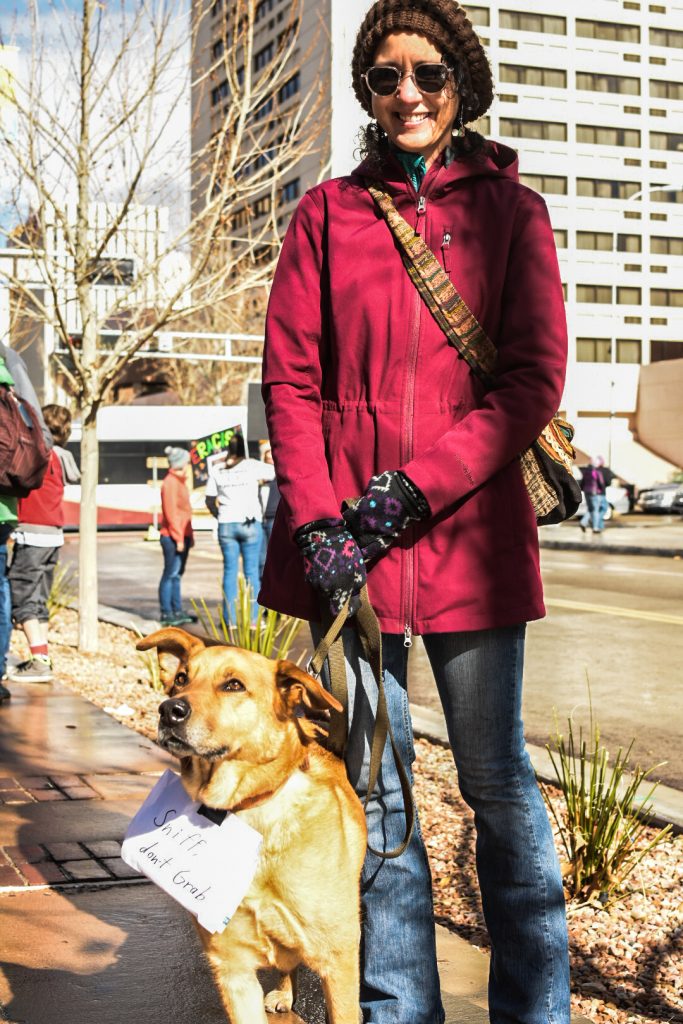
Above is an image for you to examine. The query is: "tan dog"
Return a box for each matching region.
[136,628,366,1024]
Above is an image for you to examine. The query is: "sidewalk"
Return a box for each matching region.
[539,516,683,557]
[0,674,501,1024]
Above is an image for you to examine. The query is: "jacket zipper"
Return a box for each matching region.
[401,192,429,647]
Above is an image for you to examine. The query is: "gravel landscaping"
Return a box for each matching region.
[9,608,682,1024]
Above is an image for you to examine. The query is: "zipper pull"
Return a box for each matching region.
[404,624,413,648]
[417,196,427,215]
[442,230,451,273]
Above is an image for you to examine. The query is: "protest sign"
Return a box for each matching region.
[190,423,242,487]
[122,770,262,934]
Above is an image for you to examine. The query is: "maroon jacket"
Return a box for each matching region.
[260,143,567,634]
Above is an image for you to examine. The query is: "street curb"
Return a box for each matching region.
[410,704,683,834]
[539,537,682,558]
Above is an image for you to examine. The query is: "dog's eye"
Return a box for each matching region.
[174,672,188,688]
[220,678,245,693]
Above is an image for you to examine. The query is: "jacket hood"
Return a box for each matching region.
[352,140,519,195]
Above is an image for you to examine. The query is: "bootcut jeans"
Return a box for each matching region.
[217,520,263,623]
[313,622,570,1024]
[158,535,190,619]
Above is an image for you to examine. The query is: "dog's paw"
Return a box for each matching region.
[264,988,294,1013]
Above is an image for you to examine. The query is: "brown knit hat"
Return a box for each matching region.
[352,0,493,123]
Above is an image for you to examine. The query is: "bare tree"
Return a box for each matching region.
[0,0,324,651]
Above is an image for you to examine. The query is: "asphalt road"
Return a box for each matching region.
[60,532,683,789]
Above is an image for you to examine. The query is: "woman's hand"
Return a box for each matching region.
[294,518,366,616]
[342,470,430,561]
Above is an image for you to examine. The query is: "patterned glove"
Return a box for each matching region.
[342,470,431,561]
[294,518,367,616]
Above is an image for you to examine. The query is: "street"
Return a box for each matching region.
[60,532,683,789]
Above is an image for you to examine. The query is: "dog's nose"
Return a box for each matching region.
[160,697,191,725]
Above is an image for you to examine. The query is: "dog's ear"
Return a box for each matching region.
[136,628,206,689]
[276,660,343,715]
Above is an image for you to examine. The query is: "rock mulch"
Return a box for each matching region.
[10,609,682,1024]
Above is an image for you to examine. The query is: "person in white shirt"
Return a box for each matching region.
[205,433,275,623]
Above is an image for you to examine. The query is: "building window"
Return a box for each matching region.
[577,125,641,147]
[254,97,274,122]
[577,231,613,250]
[281,178,300,204]
[651,289,683,306]
[650,187,683,203]
[576,72,640,94]
[519,174,568,194]
[500,64,566,87]
[651,236,683,255]
[464,5,490,25]
[576,20,640,42]
[650,27,683,48]
[500,118,566,141]
[278,72,300,102]
[650,132,683,151]
[576,178,640,199]
[618,234,642,253]
[577,338,612,362]
[553,229,568,248]
[618,287,642,304]
[255,0,275,22]
[577,285,612,303]
[211,79,229,106]
[651,340,683,362]
[212,38,224,61]
[650,79,683,99]
[617,339,642,363]
[500,11,566,33]
[254,42,274,71]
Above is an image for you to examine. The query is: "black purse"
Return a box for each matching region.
[368,184,581,525]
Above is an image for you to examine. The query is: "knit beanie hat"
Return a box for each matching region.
[165,445,190,469]
[352,0,493,123]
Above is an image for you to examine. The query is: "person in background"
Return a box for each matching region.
[205,433,275,623]
[579,455,614,535]
[258,442,280,578]
[7,405,79,685]
[158,446,195,627]
[0,346,53,702]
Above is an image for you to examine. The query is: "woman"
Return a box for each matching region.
[158,446,194,626]
[205,433,275,622]
[260,2,570,1021]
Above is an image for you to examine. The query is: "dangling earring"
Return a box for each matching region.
[452,106,465,138]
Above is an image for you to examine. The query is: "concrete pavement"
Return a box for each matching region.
[0,675,498,1024]
[539,515,683,558]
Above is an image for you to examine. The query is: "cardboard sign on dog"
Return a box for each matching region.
[122,770,262,934]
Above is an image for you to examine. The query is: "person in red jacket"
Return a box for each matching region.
[158,446,195,626]
[7,405,79,684]
[260,3,570,1022]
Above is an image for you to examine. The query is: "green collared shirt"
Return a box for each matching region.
[393,148,427,192]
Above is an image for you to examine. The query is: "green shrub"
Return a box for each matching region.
[192,576,304,661]
[541,712,672,905]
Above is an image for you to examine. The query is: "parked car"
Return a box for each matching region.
[637,483,683,513]
[667,487,683,515]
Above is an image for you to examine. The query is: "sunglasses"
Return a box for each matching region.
[362,62,452,97]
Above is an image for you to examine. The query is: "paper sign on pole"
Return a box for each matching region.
[121,770,262,934]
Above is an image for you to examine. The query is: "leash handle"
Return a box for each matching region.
[308,586,415,860]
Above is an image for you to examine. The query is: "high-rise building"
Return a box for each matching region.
[192,0,683,485]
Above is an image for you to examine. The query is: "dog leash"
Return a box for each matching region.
[308,585,416,860]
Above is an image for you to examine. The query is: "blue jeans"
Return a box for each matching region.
[581,492,607,533]
[217,520,263,623]
[158,535,189,618]
[314,624,570,1024]
[0,542,11,677]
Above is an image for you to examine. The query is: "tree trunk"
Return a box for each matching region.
[78,404,99,652]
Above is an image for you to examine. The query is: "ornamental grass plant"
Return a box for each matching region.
[192,575,304,661]
[541,701,672,907]
[47,562,78,620]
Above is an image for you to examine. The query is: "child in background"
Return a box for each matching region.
[158,446,195,626]
[7,405,79,684]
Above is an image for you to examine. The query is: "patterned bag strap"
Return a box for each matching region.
[367,183,497,385]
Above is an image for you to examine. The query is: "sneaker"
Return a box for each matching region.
[171,613,197,625]
[7,658,54,684]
